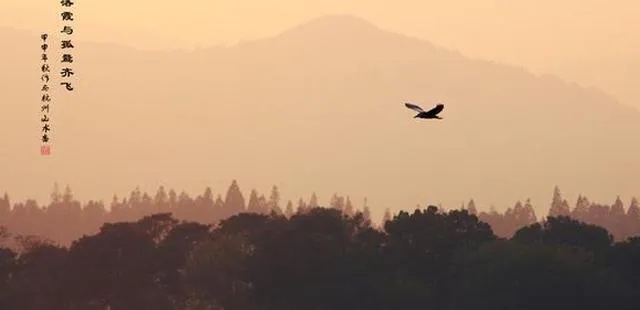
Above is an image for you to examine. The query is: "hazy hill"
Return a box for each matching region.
[551,57,640,114]
[1,15,639,219]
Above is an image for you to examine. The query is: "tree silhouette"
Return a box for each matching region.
[549,186,571,217]
[627,198,640,237]
[466,199,477,215]
[296,198,307,214]
[284,200,294,218]
[154,186,168,213]
[308,193,318,208]
[513,216,613,256]
[344,196,354,217]
[223,180,246,219]
[609,196,627,238]
[246,189,261,215]
[382,208,391,227]
[0,202,637,309]
[268,186,282,215]
[362,205,371,224]
[329,193,344,212]
[573,194,591,222]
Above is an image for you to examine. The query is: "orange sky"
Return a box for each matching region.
[0,1,636,59]
[2,1,638,108]
[1,1,639,220]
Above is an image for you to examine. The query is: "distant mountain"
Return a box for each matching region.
[550,58,640,112]
[1,15,639,219]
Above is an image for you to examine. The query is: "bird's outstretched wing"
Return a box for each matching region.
[425,104,444,115]
[404,103,424,112]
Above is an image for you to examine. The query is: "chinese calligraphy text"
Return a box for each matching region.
[60,0,75,92]
[40,33,51,155]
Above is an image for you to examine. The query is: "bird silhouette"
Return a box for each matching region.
[404,103,444,119]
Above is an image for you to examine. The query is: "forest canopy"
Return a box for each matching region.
[0,182,639,308]
[0,182,638,246]
[0,206,639,309]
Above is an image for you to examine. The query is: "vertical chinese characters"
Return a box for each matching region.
[40,33,51,155]
[60,0,75,92]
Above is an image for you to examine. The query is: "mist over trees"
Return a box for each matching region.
[0,182,638,247]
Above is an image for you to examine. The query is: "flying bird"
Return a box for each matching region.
[404,103,444,119]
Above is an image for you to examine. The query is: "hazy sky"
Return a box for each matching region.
[1,1,639,220]
[1,1,636,61]
[3,0,638,107]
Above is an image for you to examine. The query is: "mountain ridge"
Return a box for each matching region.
[1,15,639,219]
[0,16,632,113]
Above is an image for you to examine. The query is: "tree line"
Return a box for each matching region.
[0,182,638,247]
[0,206,639,309]
[469,186,640,241]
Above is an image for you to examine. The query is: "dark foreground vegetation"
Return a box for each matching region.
[1,206,639,310]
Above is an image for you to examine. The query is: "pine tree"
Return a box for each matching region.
[178,191,192,208]
[362,197,371,223]
[268,185,282,215]
[588,203,610,228]
[258,195,268,214]
[109,194,123,221]
[154,186,168,211]
[466,199,477,215]
[247,189,260,214]
[214,194,224,209]
[224,180,246,216]
[561,199,571,215]
[344,196,354,217]
[627,197,640,237]
[508,199,537,234]
[522,198,537,223]
[629,197,640,217]
[382,208,392,227]
[330,194,345,211]
[168,189,177,210]
[62,185,73,204]
[548,186,570,217]
[203,187,214,205]
[199,187,215,220]
[296,198,307,214]
[511,200,524,223]
[129,187,142,209]
[363,205,371,223]
[610,196,627,238]
[611,196,626,217]
[285,200,294,218]
[309,192,319,208]
[50,182,61,205]
[573,195,590,221]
